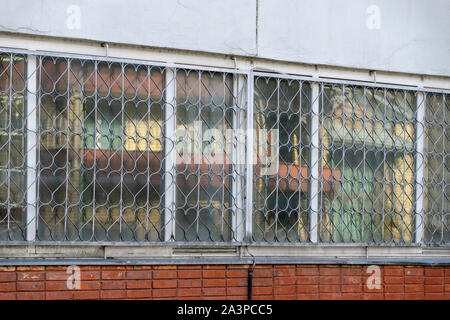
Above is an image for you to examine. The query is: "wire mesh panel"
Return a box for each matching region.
[33,55,247,242]
[318,85,417,244]
[0,53,27,240]
[424,93,450,245]
[253,76,311,242]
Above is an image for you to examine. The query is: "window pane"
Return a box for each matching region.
[253,77,311,242]
[0,53,26,240]
[319,86,416,243]
[175,70,235,241]
[424,93,450,244]
[37,57,164,241]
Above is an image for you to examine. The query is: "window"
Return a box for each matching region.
[0,53,26,241]
[319,86,416,243]
[0,50,448,247]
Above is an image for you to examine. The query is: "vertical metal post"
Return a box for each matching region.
[245,71,254,242]
[164,68,176,241]
[309,82,320,243]
[26,55,37,241]
[415,92,425,244]
[233,74,245,242]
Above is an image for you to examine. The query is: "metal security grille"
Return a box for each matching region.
[0,49,448,246]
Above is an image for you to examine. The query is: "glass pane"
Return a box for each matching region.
[253,77,311,242]
[175,70,234,241]
[37,57,164,241]
[320,86,415,243]
[0,53,26,241]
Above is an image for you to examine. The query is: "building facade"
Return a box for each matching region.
[0,0,449,300]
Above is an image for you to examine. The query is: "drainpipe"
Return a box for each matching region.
[246,246,256,300]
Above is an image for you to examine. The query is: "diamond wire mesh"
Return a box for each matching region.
[0,51,448,245]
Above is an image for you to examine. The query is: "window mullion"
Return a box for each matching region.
[415,91,426,244]
[25,54,37,242]
[164,68,176,241]
[245,71,254,242]
[309,82,320,243]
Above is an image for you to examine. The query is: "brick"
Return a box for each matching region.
[80,271,100,281]
[74,290,100,300]
[425,293,445,300]
[17,281,44,291]
[46,281,69,291]
[253,278,272,286]
[384,276,403,284]
[297,285,319,294]
[253,295,275,300]
[177,265,202,270]
[363,293,383,300]
[274,277,295,286]
[127,289,151,299]
[127,280,151,289]
[383,266,404,276]
[297,266,319,276]
[425,285,443,293]
[0,267,15,272]
[384,293,405,300]
[202,265,226,270]
[384,285,404,293]
[101,271,125,280]
[202,270,226,278]
[46,291,73,300]
[178,279,202,288]
[46,271,69,281]
[405,284,424,293]
[126,270,151,280]
[226,287,247,296]
[253,287,273,295]
[425,277,443,285]
[0,292,16,300]
[177,270,201,279]
[101,280,126,290]
[17,266,45,271]
[101,290,127,299]
[342,293,362,300]
[101,266,126,271]
[319,284,340,293]
[405,276,424,284]
[253,269,273,278]
[153,270,177,279]
[341,266,362,276]
[17,292,45,300]
[319,266,340,276]
[227,278,247,287]
[153,265,177,270]
[425,268,444,277]
[0,272,16,282]
[320,293,341,300]
[226,295,247,300]
[274,268,295,277]
[320,276,340,285]
[0,282,15,292]
[405,292,425,300]
[341,285,363,293]
[153,289,177,298]
[341,275,361,285]
[178,288,201,297]
[274,294,296,300]
[17,272,45,281]
[79,281,101,290]
[274,286,295,295]
[226,269,248,278]
[153,279,177,289]
[295,293,318,300]
[202,287,226,296]
[405,267,424,277]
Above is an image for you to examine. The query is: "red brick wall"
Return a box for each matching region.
[0,264,449,300]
